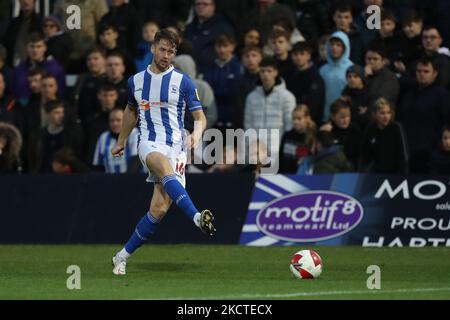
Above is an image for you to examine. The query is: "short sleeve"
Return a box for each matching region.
[182,75,202,112]
[127,76,138,109]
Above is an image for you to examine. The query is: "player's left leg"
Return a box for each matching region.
[113,184,172,275]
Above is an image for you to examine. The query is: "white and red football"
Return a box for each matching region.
[290,250,323,279]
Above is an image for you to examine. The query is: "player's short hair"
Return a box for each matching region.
[417,56,438,71]
[28,32,46,44]
[260,57,278,70]
[215,33,236,46]
[291,41,313,54]
[154,28,180,49]
[269,30,290,42]
[242,45,262,57]
[28,67,47,78]
[86,45,107,58]
[44,100,64,113]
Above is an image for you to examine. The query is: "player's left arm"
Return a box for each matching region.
[186,110,207,149]
[184,76,207,149]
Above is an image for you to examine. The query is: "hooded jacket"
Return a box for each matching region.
[0,122,22,173]
[319,31,353,122]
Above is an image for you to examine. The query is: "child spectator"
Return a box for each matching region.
[332,2,365,65]
[0,122,23,173]
[52,148,89,174]
[342,65,370,129]
[11,32,66,103]
[360,98,408,173]
[134,21,159,72]
[286,41,325,125]
[203,34,242,129]
[233,46,263,129]
[85,85,119,163]
[93,108,139,173]
[75,46,108,127]
[268,30,295,81]
[320,98,362,168]
[297,130,353,175]
[98,23,136,77]
[364,45,399,105]
[244,57,296,153]
[319,31,353,122]
[430,125,450,174]
[279,104,316,174]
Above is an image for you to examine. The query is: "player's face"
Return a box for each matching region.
[332,109,351,129]
[375,105,392,129]
[442,131,450,152]
[152,39,177,71]
[27,41,46,62]
[28,74,42,93]
[41,78,58,99]
[48,107,65,126]
[109,110,123,134]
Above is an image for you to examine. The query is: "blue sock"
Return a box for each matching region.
[124,212,159,254]
[162,174,199,220]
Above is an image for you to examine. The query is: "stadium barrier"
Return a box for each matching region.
[0,173,255,244]
[240,174,450,247]
[1,173,449,246]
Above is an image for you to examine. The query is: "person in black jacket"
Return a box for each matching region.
[360,97,409,173]
[42,15,72,70]
[286,41,325,125]
[342,65,371,130]
[279,104,316,174]
[320,97,362,169]
[2,0,42,66]
[430,125,450,175]
[397,57,450,173]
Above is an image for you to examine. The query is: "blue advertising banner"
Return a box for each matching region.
[239,174,450,247]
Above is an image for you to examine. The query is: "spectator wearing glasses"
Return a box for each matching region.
[42,15,72,70]
[421,26,450,88]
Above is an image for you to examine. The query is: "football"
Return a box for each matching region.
[290,250,323,279]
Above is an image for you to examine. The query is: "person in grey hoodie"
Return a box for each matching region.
[319,31,353,123]
[173,54,218,132]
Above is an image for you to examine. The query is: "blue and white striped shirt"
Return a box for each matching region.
[93,129,139,174]
[127,65,202,148]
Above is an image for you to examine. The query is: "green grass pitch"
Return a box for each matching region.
[0,245,449,300]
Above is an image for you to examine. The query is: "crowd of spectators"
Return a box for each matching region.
[0,0,449,175]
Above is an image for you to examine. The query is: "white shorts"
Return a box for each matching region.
[138,142,187,187]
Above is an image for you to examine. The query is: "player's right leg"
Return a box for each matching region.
[146,152,216,236]
[113,184,172,275]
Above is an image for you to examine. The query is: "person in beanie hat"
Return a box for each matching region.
[42,15,73,70]
[342,64,371,129]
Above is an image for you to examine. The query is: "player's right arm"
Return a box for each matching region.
[112,105,138,157]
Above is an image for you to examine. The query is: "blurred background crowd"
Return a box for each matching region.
[0,0,449,176]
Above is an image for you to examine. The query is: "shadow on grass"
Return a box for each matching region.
[133,262,201,272]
